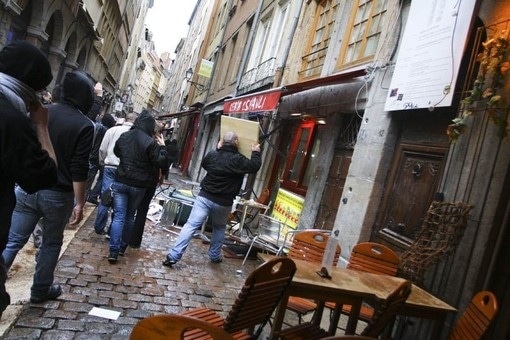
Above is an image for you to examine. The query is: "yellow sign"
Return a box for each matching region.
[198,59,214,78]
[272,188,304,235]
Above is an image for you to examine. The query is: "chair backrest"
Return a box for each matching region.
[361,280,412,337]
[288,230,341,265]
[257,215,285,246]
[223,257,297,334]
[448,290,498,340]
[130,314,234,340]
[348,242,400,276]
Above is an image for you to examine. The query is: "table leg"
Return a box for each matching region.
[345,301,361,335]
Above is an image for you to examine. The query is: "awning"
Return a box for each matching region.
[221,68,366,115]
[157,108,200,120]
[224,88,282,114]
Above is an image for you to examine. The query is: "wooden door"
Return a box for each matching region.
[315,149,352,230]
[374,143,448,248]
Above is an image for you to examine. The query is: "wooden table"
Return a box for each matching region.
[258,254,456,339]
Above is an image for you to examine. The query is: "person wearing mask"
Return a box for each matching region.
[0,41,58,316]
[2,70,95,303]
[129,121,167,248]
[107,111,167,263]
[163,131,261,267]
[85,113,116,205]
[93,113,137,235]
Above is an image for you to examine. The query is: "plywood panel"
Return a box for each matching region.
[220,116,259,158]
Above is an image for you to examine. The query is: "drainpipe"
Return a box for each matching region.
[275,0,304,87]
[234,0,265,95]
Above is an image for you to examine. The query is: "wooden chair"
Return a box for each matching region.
[325,242,400,330]
[361,280,412,338]
[278,280,412,339]
[285,230,341,324]
[130,314,234,339]
[179,257,296,339]
[448,290,498,340]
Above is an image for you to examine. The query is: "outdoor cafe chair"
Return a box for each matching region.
[228,188,271,237]
[325,242,400,331]
[130,314,234,340]
[241,214,289,266]
[448,290,498,340]
[284,230,341,324]
[278,280,412,339]
[179,257,296,339]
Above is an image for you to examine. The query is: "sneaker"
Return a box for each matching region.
[210,257,223,264]
[162,256,176,267]
[108,252,118,264]
[30,284,62,303]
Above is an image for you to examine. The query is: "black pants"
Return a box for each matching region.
[129,185,157,247]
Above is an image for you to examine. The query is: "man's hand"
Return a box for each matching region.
[155,134,165,146]
[69,204,84,226]
[94,82,103,97]
[251,143,261,152]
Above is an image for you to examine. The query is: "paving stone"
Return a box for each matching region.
[57,319,85,331]
[15,316,55,329]
[41,330,75,339]
[4,327,42,339]
[43,309,79,319]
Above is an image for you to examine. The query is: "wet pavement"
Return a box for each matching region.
[0,170,273,339]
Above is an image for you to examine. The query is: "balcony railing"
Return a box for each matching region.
[238,57,276,93]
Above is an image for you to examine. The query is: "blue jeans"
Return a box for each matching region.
[167,195,231,262]
[2,187,74,296]
[109,181,145,255]
[94,166,116,233]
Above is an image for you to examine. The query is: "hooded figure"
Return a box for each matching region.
[1,70,95,305]
[0,41,57,316]
[107,110,168,263]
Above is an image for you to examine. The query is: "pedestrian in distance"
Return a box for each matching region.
[0,41,58,316]
[85,112,116,205]
[93,113,137,235]
[107,110,167,263]
[163,131,261,267]
[165,138,179,177]
[2,70,95,304]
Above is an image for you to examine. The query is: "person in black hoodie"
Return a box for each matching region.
[107,111,167,263]
[2,70,94,303]
[0,41,58,317]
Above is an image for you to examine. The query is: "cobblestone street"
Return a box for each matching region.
[0,172,268,339]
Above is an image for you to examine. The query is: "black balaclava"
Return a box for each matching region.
[61,71,94,114]
[133,110,156,136]
[0,41,53,91]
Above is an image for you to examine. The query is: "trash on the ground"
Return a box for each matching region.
[88,307,121,320]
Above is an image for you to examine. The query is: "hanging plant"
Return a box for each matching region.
[447,29,510,142]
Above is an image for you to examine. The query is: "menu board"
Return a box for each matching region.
[385,0,477,111]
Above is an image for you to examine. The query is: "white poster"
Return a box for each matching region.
[385,0,477,111]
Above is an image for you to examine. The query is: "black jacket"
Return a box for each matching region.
[48,71,95,191]
[199,144,261,206]
[114,113,167,189]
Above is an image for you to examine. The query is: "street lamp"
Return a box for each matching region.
[185,68,208,92]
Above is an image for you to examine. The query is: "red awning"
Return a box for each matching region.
[223,88,282,114]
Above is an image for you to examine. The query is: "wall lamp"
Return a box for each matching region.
[185,68,208,92]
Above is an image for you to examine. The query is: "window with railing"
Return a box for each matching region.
[299,0,340,79]
[338,0,388,68]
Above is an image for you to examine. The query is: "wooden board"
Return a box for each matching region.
[220,116,259,158]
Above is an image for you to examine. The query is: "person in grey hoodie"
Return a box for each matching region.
[2,70,94,303]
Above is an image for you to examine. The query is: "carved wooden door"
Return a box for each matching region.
[375,143,448,247]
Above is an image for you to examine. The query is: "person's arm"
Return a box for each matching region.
[29,100,57,165]
[69,181,87,226]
